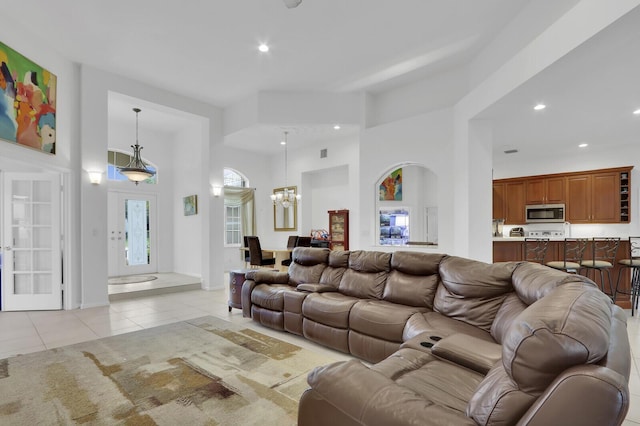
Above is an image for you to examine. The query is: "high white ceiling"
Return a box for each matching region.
[5,1,638,158]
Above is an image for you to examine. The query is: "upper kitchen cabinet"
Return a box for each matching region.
[494,166,632,225]
[505,181,526,224]
[566,168,631,224]
[525,176,565,205]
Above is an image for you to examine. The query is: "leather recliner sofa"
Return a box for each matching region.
[241,247,631,425]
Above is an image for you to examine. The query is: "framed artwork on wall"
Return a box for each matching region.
[183,195,198,216]
[379,168,402,201]
[0,41,57,154]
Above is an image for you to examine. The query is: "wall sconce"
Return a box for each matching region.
[88,171,102,185]
[212,185,222,197]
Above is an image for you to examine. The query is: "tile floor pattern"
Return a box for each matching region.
[1,282,639,424]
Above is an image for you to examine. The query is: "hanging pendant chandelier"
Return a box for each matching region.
[270,131,301,208]
[119,108,156,185]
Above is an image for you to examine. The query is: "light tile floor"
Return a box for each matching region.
[1,283,639,424]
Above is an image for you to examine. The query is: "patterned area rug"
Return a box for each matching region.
[108,275,158,285]
[0,316,341,425]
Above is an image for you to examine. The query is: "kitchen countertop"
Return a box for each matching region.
[493,237,566,242]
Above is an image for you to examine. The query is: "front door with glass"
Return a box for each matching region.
[108,192,157,277]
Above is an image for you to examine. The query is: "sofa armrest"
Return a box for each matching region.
[432,334,501,375]
[296,283,338,293]
[241,279,257,318]
[245,269,290,284]
[302,360,476,426]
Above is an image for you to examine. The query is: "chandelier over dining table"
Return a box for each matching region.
[271,131,301,208]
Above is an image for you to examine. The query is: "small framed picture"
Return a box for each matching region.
[183,195,198,216]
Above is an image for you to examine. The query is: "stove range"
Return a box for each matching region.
[527,230,564,238]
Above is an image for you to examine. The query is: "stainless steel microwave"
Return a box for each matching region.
[525,204,565,223]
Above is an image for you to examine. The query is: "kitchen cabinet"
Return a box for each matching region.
[504,181,526,224]
[566,171,620,223]
[525,176,565,205]
[492,183,506,220]
[328,209,349,251]
[494,166,632,225]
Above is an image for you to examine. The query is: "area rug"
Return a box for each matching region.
[108,275,158,285]
[0,316,342,425]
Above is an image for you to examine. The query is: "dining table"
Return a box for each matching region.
[240,247,292,272]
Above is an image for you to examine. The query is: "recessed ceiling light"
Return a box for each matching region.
[280,140,286,145]
[578,143,588,148]
[333,124,341,130]
[533,103,546,111]
[633,108,640,115]
[258,43,269,53]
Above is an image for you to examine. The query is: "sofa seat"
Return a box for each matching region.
[251,283,296,311]
[402,311,495,343]
[302,292,360,328]
[300,348,481,426]
[349,300,428,342]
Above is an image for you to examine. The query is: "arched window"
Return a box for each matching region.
[224,168,250,246]
[107,149,157,184]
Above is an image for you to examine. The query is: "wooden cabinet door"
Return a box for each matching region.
[525,179,545,205]
[591,172,619,223]
[493,241,523,262]
[545,177,565,204]
[505,181,525,224]
[526,177,565,205]
[493,183,506,220]
[566,175,591,223]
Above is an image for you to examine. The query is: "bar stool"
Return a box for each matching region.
[614,236,640,316]
[579,237,620,298]
[524,238,549,264]
[546,238,588,274]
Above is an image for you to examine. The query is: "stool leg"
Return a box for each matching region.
[633,268,640,317]
[613,266,625,303]
[605,268,614,299]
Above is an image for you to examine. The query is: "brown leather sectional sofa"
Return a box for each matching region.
[241,247,631,425]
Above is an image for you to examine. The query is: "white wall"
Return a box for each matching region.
[172,125,203,276]
[359,108,454,253]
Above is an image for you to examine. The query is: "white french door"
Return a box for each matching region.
[2,172,62,311]
[108,191,157,277]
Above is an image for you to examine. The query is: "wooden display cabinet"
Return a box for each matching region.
[328,209,349,251]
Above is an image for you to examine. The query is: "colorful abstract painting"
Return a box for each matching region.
[379,168,403,201]
[0,41,56,154]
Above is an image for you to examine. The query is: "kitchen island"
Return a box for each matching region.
[493,238,631,308]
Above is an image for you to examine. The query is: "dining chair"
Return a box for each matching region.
[246,236,276,269]
[545,238,588,274]
[242,236,251,268]
[524,238,549,264]
[614,236,640,315]
[296,236,312,247]
[579,237,621,298]
[281,235,299,267]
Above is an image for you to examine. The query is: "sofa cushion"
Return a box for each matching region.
[511,260,597,305]
[490,292,527,344]
[289,247,330,286]
[250,284,297,311]
[319,250,350,288]
[382,252,444,308]
[339,251,391,299]
[402,311,495,343]
[502,282,612,394]
[434,256,516,332]
[349,300,427,342]
[302,292,360,328]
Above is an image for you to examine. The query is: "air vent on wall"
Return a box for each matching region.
[320,148,327,158]
[504,149,519,154]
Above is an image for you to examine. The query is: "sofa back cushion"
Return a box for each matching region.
[468,283,614,425]
[434,256,516,332]
[490,262,597,343]
[319,250,350,288]
[339,251,391,299]
[383,252,444,308]
[288,247,330,286]
[502,282,612,393]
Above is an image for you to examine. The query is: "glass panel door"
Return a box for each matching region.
[108,192,156,276]
[2,172,61,311]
